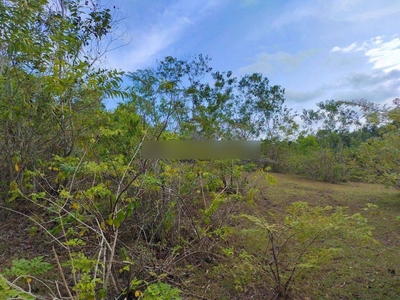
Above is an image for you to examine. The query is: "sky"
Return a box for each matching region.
[103,0,400,112]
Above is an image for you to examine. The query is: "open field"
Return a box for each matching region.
[185,172,400,299]
[246,173,400,299]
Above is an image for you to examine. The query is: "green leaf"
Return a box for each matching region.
[113,210,125,228]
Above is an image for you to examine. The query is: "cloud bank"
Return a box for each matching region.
[331,36,400,73]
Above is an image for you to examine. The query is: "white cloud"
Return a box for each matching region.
[107,0,226,71]
[331,43,357,53]
[331,36,400,73]
[125,18,188,69]
[239,50,316,74]
[366,38,400,72]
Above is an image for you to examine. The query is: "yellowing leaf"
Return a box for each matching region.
[72,202,79,210]
[14,163,19,172]
[100,221,106,231]
[119,265,130,273]
[26,277,32,283]
[10,181,18,190]
[134,290,141,297]
[106,218,113,226]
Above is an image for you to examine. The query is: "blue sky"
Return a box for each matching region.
[103,0,400,112]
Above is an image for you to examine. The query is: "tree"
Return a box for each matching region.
[355,98,400,189]
[290,100,367,182]
[0,0,124,193]
[127,55,288,141]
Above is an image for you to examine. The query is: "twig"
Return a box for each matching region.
[0,205,67,250]
[12,275,58,299]
[55,280,63,299]
[0,274,45,300]
[52,246,74,299]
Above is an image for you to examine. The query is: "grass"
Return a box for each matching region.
[187,172,400,299]
[249,172,400,299]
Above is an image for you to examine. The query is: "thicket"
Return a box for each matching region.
[263,99,400,185]
[0,0,398,299]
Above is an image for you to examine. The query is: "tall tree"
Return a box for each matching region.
[0,0,124,191]
[127,55,288,141]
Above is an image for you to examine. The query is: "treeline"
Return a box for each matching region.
[263,98,400,187]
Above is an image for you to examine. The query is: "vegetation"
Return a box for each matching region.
[0,0,399,299]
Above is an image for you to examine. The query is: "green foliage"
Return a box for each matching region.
[301,99,361,134]
[0,1,290,300]
[1,3,399,300]
[142,282,182,300]
[72,272,101,300]
[61,252,103,299]
[3,257,53,278]
[0,257,54,300]
[0,275,36,300]
[280,99,396,184]
[0,0,125,196]
[232,251,258,292]
[296,135,319,155]
[294,148,347,182]
[357,130,400,189]
[200,193,227,224]
[128,55,287,140]
[348,99,400,189]
[239,201,375,298]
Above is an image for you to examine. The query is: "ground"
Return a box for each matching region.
[1,172,399,299]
